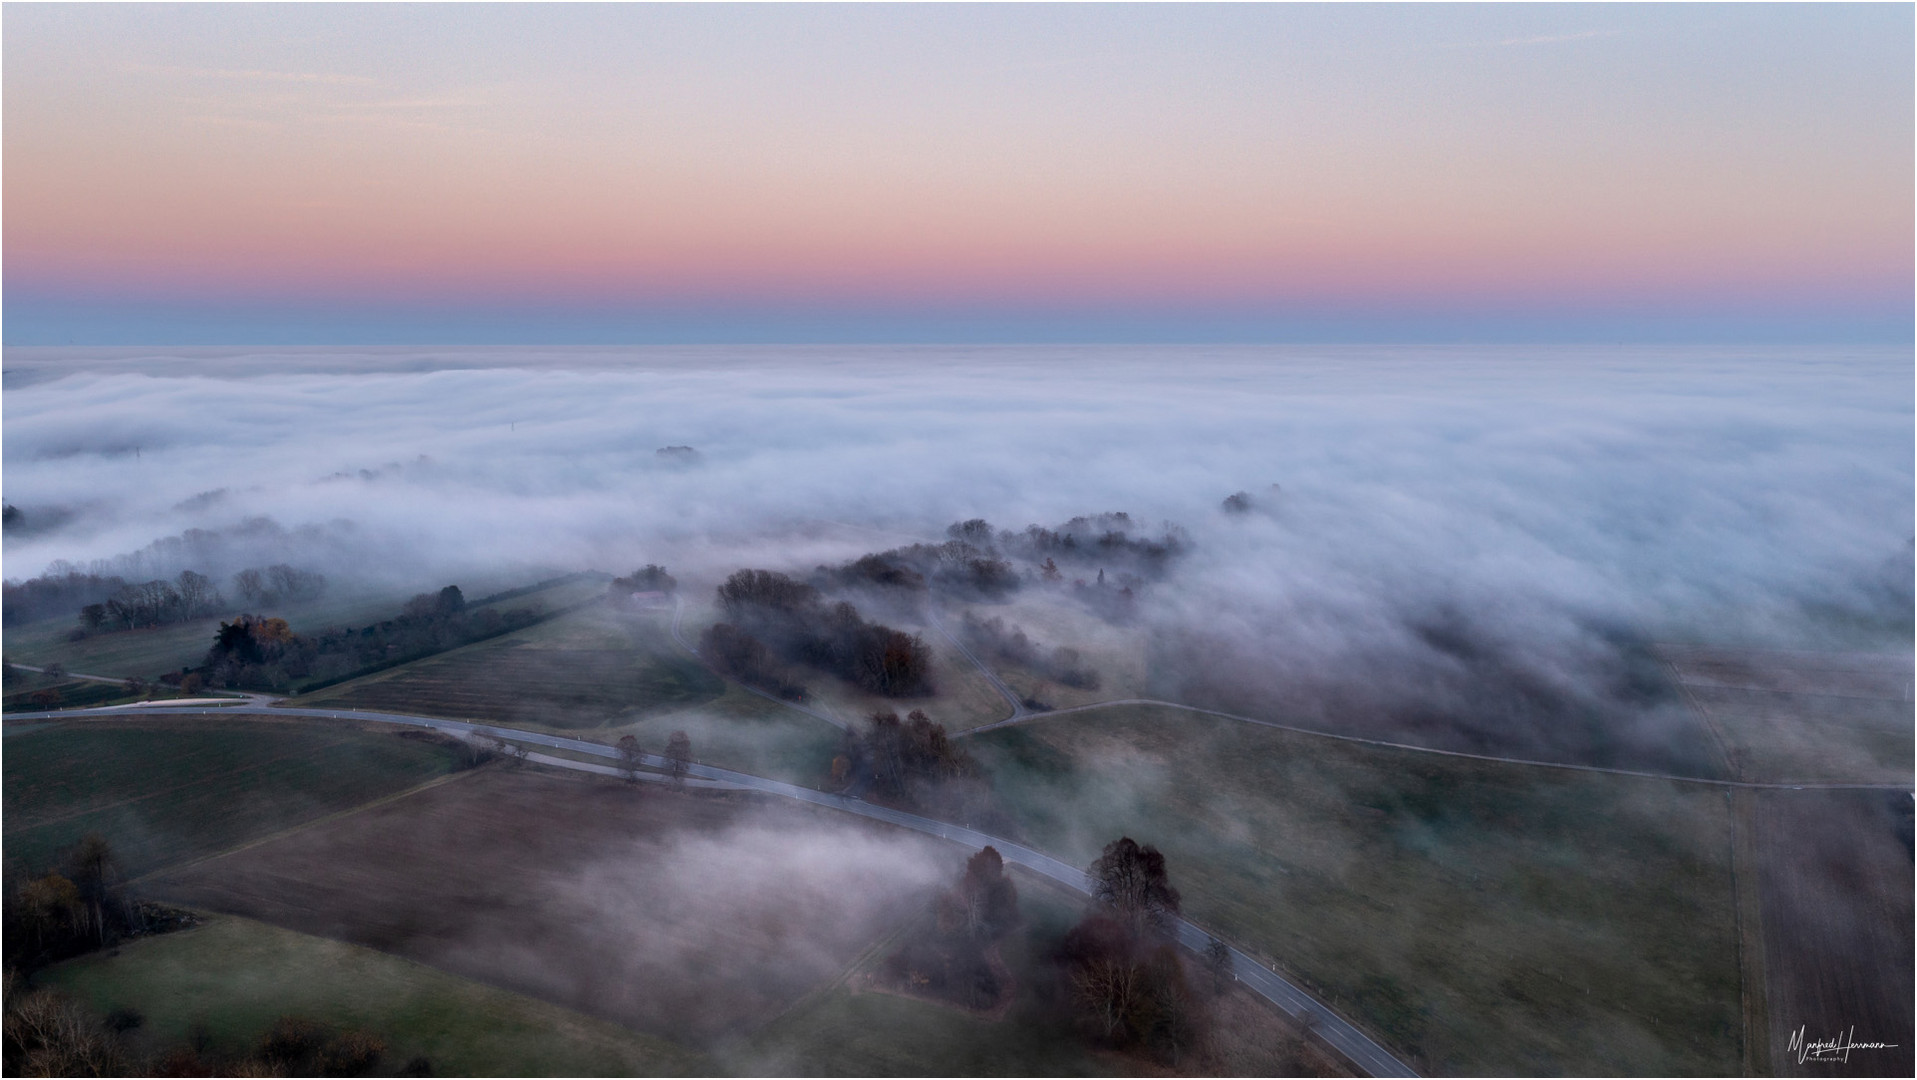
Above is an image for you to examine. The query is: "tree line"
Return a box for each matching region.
[191,585,539,693]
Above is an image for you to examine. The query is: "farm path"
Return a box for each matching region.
[9,699,1416,1079]
[922,605,1026,723]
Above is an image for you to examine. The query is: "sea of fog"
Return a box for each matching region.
[4,346,1911,720]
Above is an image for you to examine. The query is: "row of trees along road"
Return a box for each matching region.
[615,731,693,784]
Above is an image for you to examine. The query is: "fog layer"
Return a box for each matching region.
[4,345,1909,758]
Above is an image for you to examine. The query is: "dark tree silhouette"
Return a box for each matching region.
[616,734,643,783]
[665,731,692,783]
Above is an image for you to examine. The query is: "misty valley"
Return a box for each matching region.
[3,346,1911,1078]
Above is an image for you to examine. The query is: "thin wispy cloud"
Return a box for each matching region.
[128,63,378,86]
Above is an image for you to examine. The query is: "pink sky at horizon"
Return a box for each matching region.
[4,4,1910,341]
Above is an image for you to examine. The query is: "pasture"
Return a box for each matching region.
[1753,788,1914,1077]
[966,704,1745,1076]
[1660,644,1914,785]
[2,717,460,879]
[743,869,1348,1077]
[42,913,710,1076]
[289,605,724,728]
[144,767,961,1048]
[0,573,604,684]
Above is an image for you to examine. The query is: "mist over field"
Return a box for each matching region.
[5,345,1910,757]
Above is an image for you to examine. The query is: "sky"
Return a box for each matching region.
[3,4,1912,344]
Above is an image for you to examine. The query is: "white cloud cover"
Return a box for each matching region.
[3,344,1908,668]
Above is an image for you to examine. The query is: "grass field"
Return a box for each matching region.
[289,605,725,729]
[965,704,1744,1076]
[2,717,460,879]
[1660,646,1914,785]
[40,913,710,1076]
[1753,789,1914,1077]
[1,671,195,713]
[0,574,607,683]
[947,596,1151,717]
[608,680,844,787]
[146,767,960,1048]
[742,869,1347,1077]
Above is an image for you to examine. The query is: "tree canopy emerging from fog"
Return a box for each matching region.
[711,569,933,696]
[610,565,677,599]
[196,586,540,693]
[883,845,1021,1009]
[1058,838,1204,1062]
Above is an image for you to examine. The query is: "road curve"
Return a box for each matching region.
[923,605,1027,723]
[9,700,1417,1078]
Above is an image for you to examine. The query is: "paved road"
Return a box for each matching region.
[10,700,1417,1078]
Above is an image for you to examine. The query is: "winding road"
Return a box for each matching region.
[8,697,1417,1078]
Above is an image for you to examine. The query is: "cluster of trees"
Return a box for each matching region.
[814,539,1020,602]
[6,560,326,639]
[853,709,977,802]
[608,564,677,603]
[2,987,414,1079]
[2,835,139,974]
[614,730,694,784]
[73,571,226,637]
[2,565,129,626]
[1057,838,1209,1063]
[958,613,1101,690]
[700,622,808,700]
[883,846,1021,1009]
[707,569,934,697]
[195,585,539,692]
[995,513,1188,580]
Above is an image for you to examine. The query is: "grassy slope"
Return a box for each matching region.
[41,913,709,1077]
[674,600,1012,730]
[288,605,725,730]
[967,705,1743,1076]
[2,719,458,879]
[0,575,604,682]
[741,873,1120,1077]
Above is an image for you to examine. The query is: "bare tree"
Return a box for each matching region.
[1204,936,1233,995]
[174,570,222,617]
[617,734,642,783]
[1089,837,1181,940]
[665,731,692,784]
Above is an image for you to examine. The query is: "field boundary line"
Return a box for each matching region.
[958,697,1914,792]
[1729,787,1773,1077]
[126,765,488,888]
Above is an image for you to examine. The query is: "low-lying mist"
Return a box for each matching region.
[5,344,1910,759]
